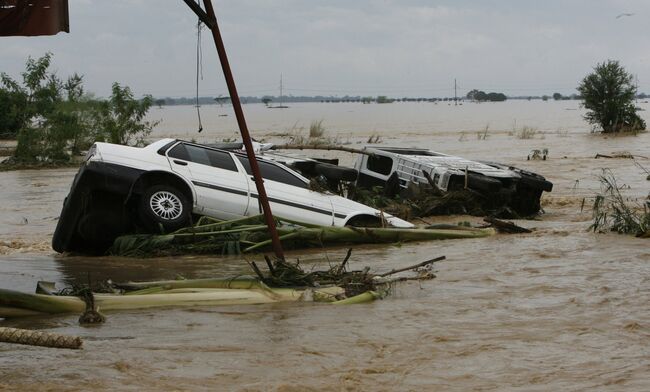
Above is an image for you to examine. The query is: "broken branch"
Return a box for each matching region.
[378,256,446,277]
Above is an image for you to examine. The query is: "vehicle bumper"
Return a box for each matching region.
[52,161,144,253]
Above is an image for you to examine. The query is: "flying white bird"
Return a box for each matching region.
[616,13,635,19]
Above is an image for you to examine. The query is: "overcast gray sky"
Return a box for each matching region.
[1,0,649,98]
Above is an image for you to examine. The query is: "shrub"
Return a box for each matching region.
[516,126,537,139]
[92,82,157,146]
[2,54,157,164]
[577,60,646,133]
[590,169,650,236]
[308,119,325,138]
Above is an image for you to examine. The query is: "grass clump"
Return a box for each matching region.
[287,120,339,146]
[590,169,650,237]
[516,126,537,139]
[309,119,325,138]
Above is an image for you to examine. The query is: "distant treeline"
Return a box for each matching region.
[156,95,484,106]
[153,92,650,106]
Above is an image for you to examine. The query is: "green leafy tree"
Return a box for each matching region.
[376,95,394,104]
[1,53,70,161]
[0,88,25,138]
[486,92,507,102]
[45,74,99,158]
[92,83,158,145]
[1,53,158,164]
[577,60,646,133]
[466,90,506,102]
[552,92,563,100]
[466,89,480,100]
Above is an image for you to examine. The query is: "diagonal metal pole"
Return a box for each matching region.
[183,0,285,260]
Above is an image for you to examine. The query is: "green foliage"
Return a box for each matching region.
[577,60,646,133]
[552,92,563,100]
[376,96,394,104]
[590,169,650,236]
[0,88,25,138]
[1,54,157,164]
[92,83,157,146]
[1,53,84,162]
[466,89,507,102]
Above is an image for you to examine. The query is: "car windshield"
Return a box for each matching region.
[236,156,308,189]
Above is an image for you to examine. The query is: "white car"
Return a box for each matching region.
[52,138,412,253]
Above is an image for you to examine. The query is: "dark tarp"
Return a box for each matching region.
[0,0,69,36]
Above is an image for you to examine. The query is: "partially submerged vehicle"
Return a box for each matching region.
[220,143,553,216]
[52,139,412,254]
[353,146,553,216]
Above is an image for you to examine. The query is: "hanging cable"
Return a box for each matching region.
[195,16,204,133]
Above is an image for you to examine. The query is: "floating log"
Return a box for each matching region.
[272,144,376,156]
[378,256,445,277]
[0,327,82,350]
[0,282,364,319]
[109,215,494,257]
[483,217,532,234]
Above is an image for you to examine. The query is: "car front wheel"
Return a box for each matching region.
[139,185,190,232]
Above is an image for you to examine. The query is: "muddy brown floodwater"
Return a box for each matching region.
[1,102,649,391]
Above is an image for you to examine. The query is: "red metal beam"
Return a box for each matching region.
[188,0,285,260]
[0,0,69,37]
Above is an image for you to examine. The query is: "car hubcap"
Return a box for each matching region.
[149,191,183,220]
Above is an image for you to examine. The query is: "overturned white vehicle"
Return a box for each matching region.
[52,139,412,254]
[353,146,553,216]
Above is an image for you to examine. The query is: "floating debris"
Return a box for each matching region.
[0,327,82,350]
[0,251,445,318]
[590,169,650,237]
[108,214,492,257]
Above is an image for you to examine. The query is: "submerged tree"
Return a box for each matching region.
[92,83,157,146]
[1,53,95,162]
[577,60,646,133]
[1,53,158,163]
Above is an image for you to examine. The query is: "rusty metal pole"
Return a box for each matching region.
[185,0,284,260]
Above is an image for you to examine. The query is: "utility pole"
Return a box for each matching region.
[454,78,458,106]
[183,0,285,260]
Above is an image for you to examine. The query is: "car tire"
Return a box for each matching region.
[139,185,190,233]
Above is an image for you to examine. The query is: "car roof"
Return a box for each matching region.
[161,139,311,184]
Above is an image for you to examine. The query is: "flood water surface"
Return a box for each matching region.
[1,102,649,391]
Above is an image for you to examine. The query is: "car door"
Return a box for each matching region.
[236,155,335,226]
[166,142,249,219]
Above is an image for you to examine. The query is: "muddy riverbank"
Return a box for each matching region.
[1,102,649,391]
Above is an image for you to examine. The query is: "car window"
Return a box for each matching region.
[169,143,238,172]
[367,155,393,175]
[168,143,190,161]
[237,156,308,188]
